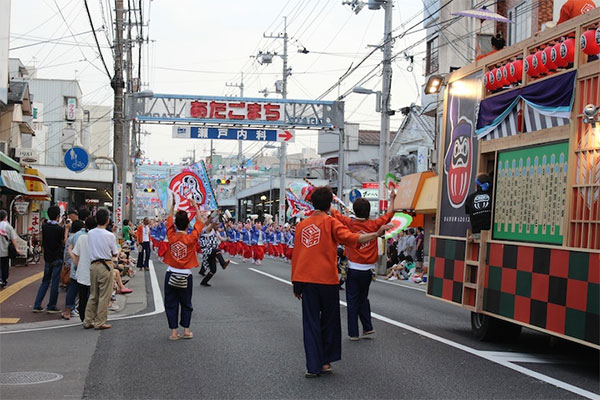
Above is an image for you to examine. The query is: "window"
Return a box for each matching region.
[426,36,439,75]
[508,1,532,46]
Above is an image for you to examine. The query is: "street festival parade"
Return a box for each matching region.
[0,0,599,399]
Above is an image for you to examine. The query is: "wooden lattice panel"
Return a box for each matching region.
[570,74,600,250]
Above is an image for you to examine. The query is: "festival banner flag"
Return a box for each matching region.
[286,190,314,218]
[157,161,218,219]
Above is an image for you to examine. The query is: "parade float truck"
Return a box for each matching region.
[426,9,599,349]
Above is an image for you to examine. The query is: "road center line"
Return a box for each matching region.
[248,267,599,400]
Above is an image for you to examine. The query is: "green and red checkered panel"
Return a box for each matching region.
[484,243,599,345]
[427,237,465,304]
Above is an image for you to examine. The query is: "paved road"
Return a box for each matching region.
[1,256,598,399]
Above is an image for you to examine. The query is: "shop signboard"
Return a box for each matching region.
[14,200,29,215]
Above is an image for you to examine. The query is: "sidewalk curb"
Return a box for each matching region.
[0,263,152,333]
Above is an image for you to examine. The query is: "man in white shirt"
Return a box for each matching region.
[83,209,119,330]
[72,216,97,322]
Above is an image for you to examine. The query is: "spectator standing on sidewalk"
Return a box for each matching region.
[33,206,65,313]
[291,186,389,378]
[70,216,97,321]
[136,218,151,271]
[330,191,396,341]
[162,196,204,340]
[62,220,85,320]
[0,210,21,288]
[83,209,119,330]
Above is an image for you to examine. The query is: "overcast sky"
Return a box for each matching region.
[10,0,426,163]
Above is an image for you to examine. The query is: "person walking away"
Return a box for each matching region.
[163,197,205,340]
[70,216,97,321]
[33,206,65,313]
[291,186,390,377]
[62,220,85,319]
[122,219,132,254]
[0,210,21,288]
[136,217,151,271]
[465,173,493,242]
[199,218,230,287]
[330,191,396,340]
[83,209,119,330]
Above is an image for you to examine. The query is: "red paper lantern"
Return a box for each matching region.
[488,69,497,90]
[559,38,575,65]
[525,54,537,77]
[542,46,557,71]
[581,29,600,55]
[483,74,490,90]
[552,42,566,67]
[495,68,505,88]
[500,65,511,86]
[534,50,548,75]
[509,59,523,82]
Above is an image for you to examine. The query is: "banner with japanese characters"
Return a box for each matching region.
[132,95,344,129]
[156,161,219,219]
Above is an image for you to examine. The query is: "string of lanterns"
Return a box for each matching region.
[484,27,599,92]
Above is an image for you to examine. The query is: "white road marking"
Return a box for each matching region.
[478,351,577,365]
[249,268,599,400]
[1,260,165,334]
[375,278,427,292]
[229,260,239,265]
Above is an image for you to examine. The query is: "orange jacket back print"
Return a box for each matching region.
[162,216,204,270]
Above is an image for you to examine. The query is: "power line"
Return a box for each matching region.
[84,0,113,80]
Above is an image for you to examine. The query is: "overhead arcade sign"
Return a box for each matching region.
[130,94,344,130]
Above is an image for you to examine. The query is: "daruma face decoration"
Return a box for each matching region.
[169,171,206,219]
[444,118,473,208]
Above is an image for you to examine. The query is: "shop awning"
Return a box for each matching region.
[22,168,51,200]
[0,151,21,171]
[0,170,28,193]
[0,169,51,200]
[393,171,435,210]
[415,175,439,214]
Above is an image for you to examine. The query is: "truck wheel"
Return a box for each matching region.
[471,312,499,341]
[471,312,522,341]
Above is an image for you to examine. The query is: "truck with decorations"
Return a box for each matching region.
[426,9,599,349]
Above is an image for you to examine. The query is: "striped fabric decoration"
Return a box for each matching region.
[523,103,570,133]
[482,103,520,141]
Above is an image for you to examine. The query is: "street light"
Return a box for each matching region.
[352,86,382,112]
[425,74,445,95]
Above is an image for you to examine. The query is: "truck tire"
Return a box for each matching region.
[470,312,521,341]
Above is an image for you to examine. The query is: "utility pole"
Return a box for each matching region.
[112,0,125,219]
[264,17,290,225]
[209,139,214,179]
[121,0,133,227]
[379,1,393,213]
[227,73,245,220]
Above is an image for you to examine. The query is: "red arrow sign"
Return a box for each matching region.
[278,130,294,142]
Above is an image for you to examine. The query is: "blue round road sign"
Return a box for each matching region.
[349,189,362,203]
[64,146,90,173]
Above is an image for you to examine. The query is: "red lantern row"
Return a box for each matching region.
[484,29,599,92]
[484,59,523,91]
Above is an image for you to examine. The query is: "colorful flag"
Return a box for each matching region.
[157,161,218,219]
